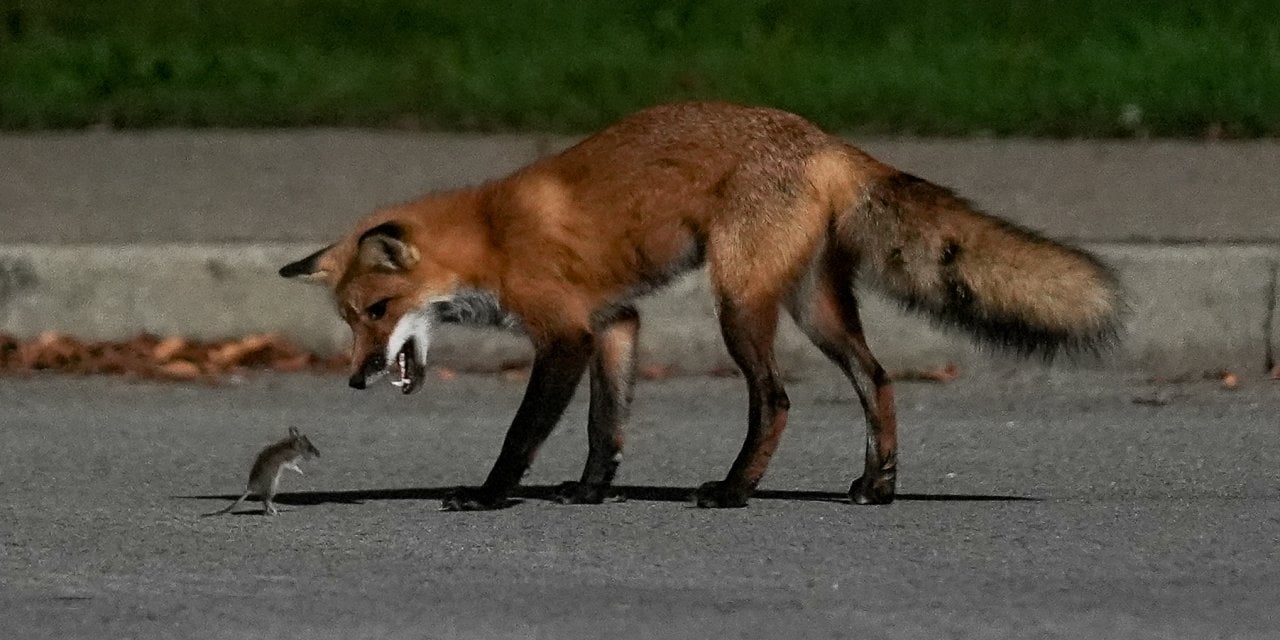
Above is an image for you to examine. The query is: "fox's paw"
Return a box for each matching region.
[692,480,751,509]
[440,487,515,511]
[849,475,895,505]
[553,481,625,505]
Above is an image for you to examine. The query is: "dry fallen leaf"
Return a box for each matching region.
[208,334,274,369]
[1217,370,1241,389]
[22,332,86,370]
[156,360,202,380]
[152,336,188,363]
[892,363,960,383]
[0,333,341,381]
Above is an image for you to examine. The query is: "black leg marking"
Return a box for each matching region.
[442,332,593,512]
[557,306,638,505]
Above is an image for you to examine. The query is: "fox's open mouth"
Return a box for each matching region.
[379,299,437,396]
[388,338,425,395]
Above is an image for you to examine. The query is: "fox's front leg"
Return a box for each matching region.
[442,331,594,511]
[556,306,639,505]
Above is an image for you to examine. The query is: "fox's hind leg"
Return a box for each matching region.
[785,251,898,505]
[696,290,789,508]
[695,225,796,509]
[556,305,639,504]
[696,190,832,508]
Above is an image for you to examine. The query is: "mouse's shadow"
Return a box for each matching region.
[183,484,1038,509]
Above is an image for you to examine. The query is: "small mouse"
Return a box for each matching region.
[205,427,320,516]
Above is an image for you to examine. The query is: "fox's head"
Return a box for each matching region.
[279,220,459,395]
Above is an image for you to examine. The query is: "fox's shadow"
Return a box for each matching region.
[183,485,1038,508]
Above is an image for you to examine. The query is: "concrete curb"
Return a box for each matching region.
[1,243,1276,376]
[6,133,1279,244]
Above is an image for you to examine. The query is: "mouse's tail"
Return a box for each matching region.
[201,491,251,517]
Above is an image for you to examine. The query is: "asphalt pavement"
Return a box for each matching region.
[2,369,1278,639]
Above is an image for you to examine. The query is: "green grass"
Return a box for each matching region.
[2,0,1278,136]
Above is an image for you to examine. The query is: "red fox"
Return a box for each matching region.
[280,102,1122,510]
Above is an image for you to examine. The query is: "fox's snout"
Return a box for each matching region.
[348,351,386,389]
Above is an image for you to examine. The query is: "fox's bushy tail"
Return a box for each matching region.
[840,171,1124,359]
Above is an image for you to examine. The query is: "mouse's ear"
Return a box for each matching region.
[288,426,300,438]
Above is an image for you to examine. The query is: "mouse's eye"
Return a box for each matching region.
[365,298,391,321]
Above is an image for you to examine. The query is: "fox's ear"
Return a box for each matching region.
[357,223,419,271]
[288,426,300,438]
[279,244,336,282]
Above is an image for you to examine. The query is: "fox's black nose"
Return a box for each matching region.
[348,352,385,390]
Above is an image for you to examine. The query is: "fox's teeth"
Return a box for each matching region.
[390,352,410,387]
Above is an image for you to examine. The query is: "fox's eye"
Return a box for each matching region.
[365,298,391,320]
